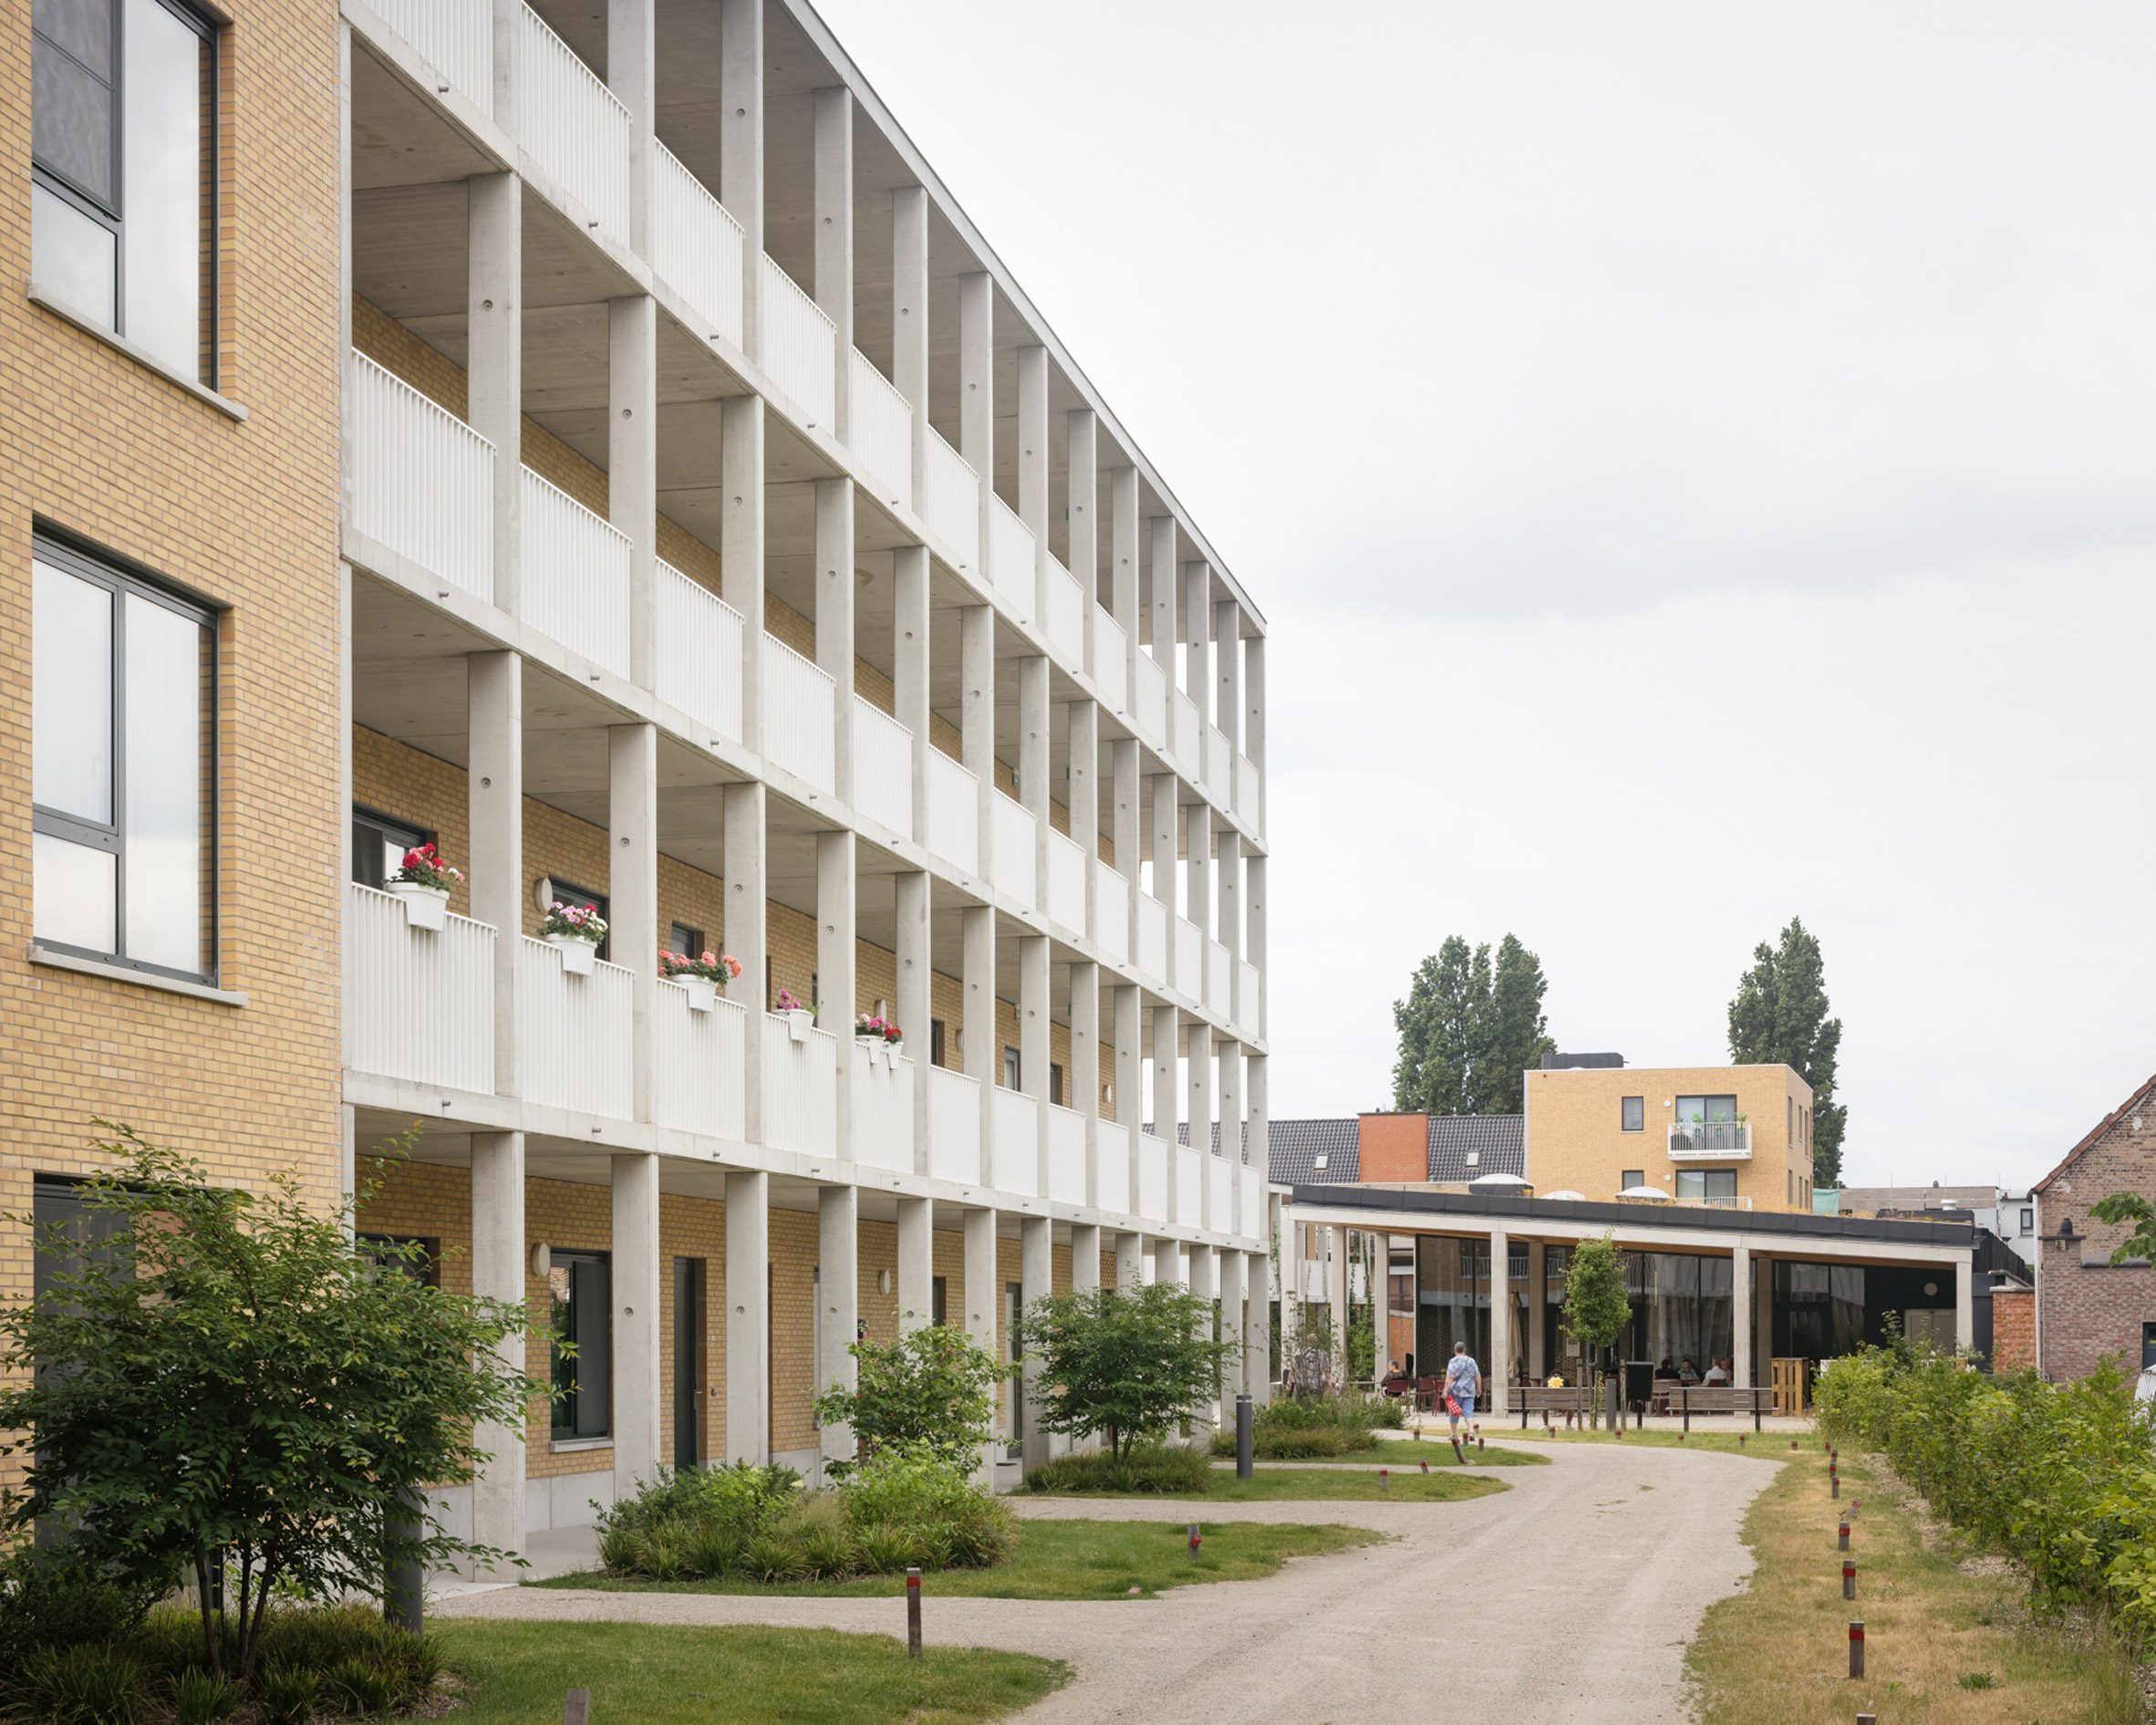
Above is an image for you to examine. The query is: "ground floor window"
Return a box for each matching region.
[549,1249,612,1441]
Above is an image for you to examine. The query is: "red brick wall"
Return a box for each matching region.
[1990,1285,2034,1373]
[2037,1107,2156,1382]
[1358,1115,1427,1184]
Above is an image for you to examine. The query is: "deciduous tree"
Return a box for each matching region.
[1394,935,1552,1115]
[1726,915,1848,1186]
[1563,1234,1632,1428]
[1018,1283,1239,1459]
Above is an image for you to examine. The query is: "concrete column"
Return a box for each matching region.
[894,545,931,838]
[611,1151,661,1496]
[1114,1230,1145,1289]
[1754,1252,1774,1387]
[958,271,993,569]
[1327,1225,1351,1388]
[1111,737,1140,949]
[1019,1214,1052,1474]
[1218,1041,1243,1230]
[1154,1233,1181,1288]
[1112,983,1141,1209]
[1066,408,1096,667]
[1954,1258,1974,1352]
[1147,516,1176,686]
[1016,346,1049,540]
[468,652,522,1094]
[897,1196,933,1330]
[609,295,658,686]
[963,1205,1000,1470]
[1488,1228,1511,1417]
[1245,634,1266,774]
[1247,854,1268,1041]
[1018,654,1050,907]
[1020,934,1050,1190]
[812,86,854,440]
[1731,1243,1751,1391]
[818,829,857,1159]
[961,604,996,886]
[607,0,654,248]
[725,1169,771,1463]
[1186,1023,1213,1202]
[817,1183,858,1475]
[609,723,659,1123]
[1187,1242,1218,1442]
[1071,1221,1102,1294]
[470,1131,525,1563]
[892,186,929,504]
[1527,1241,1549,1381]
[1214,598,1240,747]
[1150,774,1179,979]
[895,868,931,1169]
[817,476,856,802]
[724,782,769,1138]
[1110,466,1140,701]
[720,395,765,751]
[962,905,996,1177]
[1185,802,1212,948]
[1181,560,1211,726]
[1249,1051,1270,1191]
[1069,961,1100,1201]
[1151,1003,1181,1215]
[466,171,521,613]
[1066,699,1099,934]
[1246,1230,1271,1405]
[720,0,763,352]
[1217,1247,1245,1420]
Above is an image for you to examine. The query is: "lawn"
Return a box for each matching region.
[1688,1448,2143,1725]
[1494,1424,1795,1459]
[438,1620,1064,1724]
[1040,1467,1510,1504]
[1322,1437,1548,1469]
[531,1518,1384,1600]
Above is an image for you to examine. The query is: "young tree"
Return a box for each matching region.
[1563,1234,1632,1429]
[1019,1283,1239,1459]
[1726,915,1848,1186]
[813,1323,1010,1475]
[0,1127,539,1682]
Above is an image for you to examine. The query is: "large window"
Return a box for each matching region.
[351,806,428,892]
[34,539,215,982]
[1675,1169,1739,1207]
[1673,1094,1742,1154]
[549,879,609,962]
[548,1249,612,1441]
[32,0,218,383]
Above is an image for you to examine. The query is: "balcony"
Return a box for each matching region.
[1207,1151,1235,1233]
[1094,611,1128,712]
[928,1065,981,1183]
[1047,1104,1086,1205]
[990,792,1036,910]
[848,349,913,513]
[369,0,492,116]
[653,142,744,349]
[1173,1140,1203,1223]
[1135,654,1167,751]
[1204,723,1233,808]
[1096,1120,1131,1213]
[1042,553,1084,669]
[991,1087,1039,1195]
[757,255,835,431]
[348,353,494,604]
[762,1013,838,1156]
[1235,750,1261,831]
[652,982,748,1139]
[1135,893,1166,982]
[925,749,980,875]
[921,430,979,572]
[850,1041,915,1175]
[851,697,913,838]
[1137,1132,1169,1218]
[1671,1193,1756,1210]
[1236,959,1262,1040]
[345,884,494,1093]
[1206,939,1232,1021]
[762,635,835,793]
[1668,1121,1752,1161]
[517,937,633,1117]
[522,467,630,678]
[1171,689,1203,783]
[988,496,1034,621]
[1240,1164,1265,1232]
[1046,829,1086,933]
[655,560,743,743]
[1175,917,1203,1000]
[1094,862,1129,965]
[509,5,629,241]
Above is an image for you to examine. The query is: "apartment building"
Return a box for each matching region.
[1525,1053,1817,1213]
[7,0,1273,1555]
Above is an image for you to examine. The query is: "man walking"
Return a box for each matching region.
[1443,1340,1481,1460]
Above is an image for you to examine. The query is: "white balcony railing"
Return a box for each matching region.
[1669,1121,1753,1161]
[1136,893,1167,982]
[851,1043,915,1174]
[1237,959,1262,1039]
[653,983,748,1140]
[762,1013,838,1155]
[1137,1132,1169,1218]
[653,142,744,348]
[509,5,629,239]
[1096,1121,1131,1213]
[1094,611,1128,712]
[926,748,980,875]
[1206,940,1232,1020]
[757,255,836,431]
[1043,554,1084,668]
[762,635,836,792]
[1235,751,1260,829]
[521,467,630,677]
[1175,918,1203,997]
[517,937,633,1117]
[1094,862,1129,965]
[928,1065,981,1184]
[655,560,743,743]
[922,430,980,571]
[1174,1142,1203,1224]
[349,354,495,603]
[370,0,492,114]
[1204,723,1233,808]
[1208,1151,1235,1233]
[848,349,913,512]
[1172,689,1203,781]
[988,496,1035,621]
[1670,1193,1757,1210]
[990,792,1036,911]
[1047,1105,1086,1205]
[344,884,493,1092]
[1046,829,1086,932]
[1240,1165,1265,1237]
[851,698,913,837]
[1135,653,1167,749]
[991,1087,1040,1196]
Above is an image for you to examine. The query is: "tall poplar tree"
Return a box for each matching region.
[1392,935,1552,1116]
[1726,916,1848,1187]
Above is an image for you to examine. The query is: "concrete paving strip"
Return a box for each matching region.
[432,1442,1779,1723]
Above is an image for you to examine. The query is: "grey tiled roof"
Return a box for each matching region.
[1266,1119,1360,1184]
[1429,1116,1525,1182]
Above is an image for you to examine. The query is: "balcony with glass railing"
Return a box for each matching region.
[1668,1120,1752,1160]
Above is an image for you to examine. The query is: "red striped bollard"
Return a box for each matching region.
[1850,1496,1861,1517]
[1187,1522,1201,1556]
[1477,1435,1485,1452]
[1848,1619,1864,1678]
[1839,1521,1850,1552]
[1420,1460,1428,1475]
[1737,1432,1747,1448]
[906,1567,922,1659]
[1843,1558,1856,1600]
[1379,1468,1389,1497]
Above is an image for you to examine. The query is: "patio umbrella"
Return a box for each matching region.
[1617,1184,1670,1201]
[1540,1190,1588,1201]
[1469,1172,1532,1193]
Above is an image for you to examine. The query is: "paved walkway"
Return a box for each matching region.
[434,1442,1779,1724]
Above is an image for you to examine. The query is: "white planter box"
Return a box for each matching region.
[679,974,718,1013]
[388,881,449,932]
[546,931,598,976]
[782,1007,814,1044]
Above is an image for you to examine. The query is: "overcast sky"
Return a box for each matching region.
[819,1,2156,1191]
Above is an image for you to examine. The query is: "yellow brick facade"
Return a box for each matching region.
[1524,1064,1814,1212]
[0,2,347,1495]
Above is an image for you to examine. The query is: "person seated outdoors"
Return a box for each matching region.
[1702,1357,1732,1387]
[1654,1357,1678,1381]
[1678,1357,1700,1386]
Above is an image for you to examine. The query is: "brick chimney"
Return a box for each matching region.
[1358,1113,1428,1184]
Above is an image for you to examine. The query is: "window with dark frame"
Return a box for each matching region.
[33,535,216,982]
[1050,1063,1064,1108]
[668,921,704,961]
[1621,1096,1644,1132]
[931,1275,948,1327]
[32,0,219,384]
[2020,1207,2034,1234]
[351,806,429,892]
[548,1249,613,1441]
[1002,1046,1021,1091]
[357,1231,440,1287]
[929,1019,946,1068]
[1621,1169,1644,1191]
[549,879,609,962]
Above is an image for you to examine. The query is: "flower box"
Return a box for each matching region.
[781,1006,814,1044]
[547,930,598,976]
[388,880,449,932]
[679,975,718,1013]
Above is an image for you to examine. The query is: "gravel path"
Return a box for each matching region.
[434,1442,1778,1723]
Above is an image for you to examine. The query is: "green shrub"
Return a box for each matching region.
[599,1461,801,1543]
[1027,1443,1214,1495]
[325,1652,399,1718]
[742,1533,807,1585]
[855,1524,926,1576]
[12,1643,149,1725]
[1209,1392,1394,1457]
[812,1325,1009,1476]
[169,1667,242,1724]
[253,1662,318,1725]
[798,1527,861,1581]
[0,1546,155,1663]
